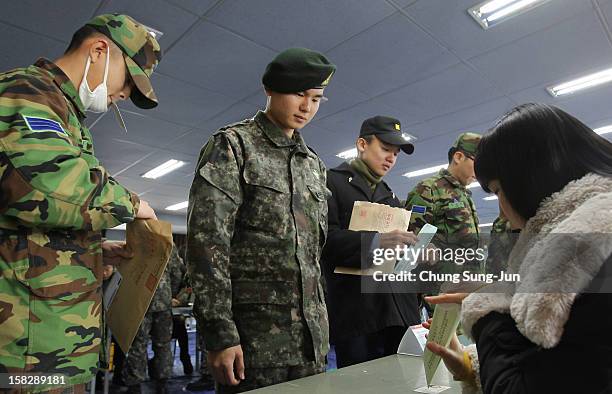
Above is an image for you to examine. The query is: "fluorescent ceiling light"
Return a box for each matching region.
[594,125,612,135]
[479,222,494,227]
[403,164,446,178]
[547,67,612,97]
[467,182,481,189]
[336,148,358,160]
[142,159,186,179]
[468,0,550,29]
[483,196,499,201]
[166,201,189,211]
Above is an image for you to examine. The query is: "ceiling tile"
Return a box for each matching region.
[469,8,612,94]
[207,0,396,51]
[0,0,100,42]
[98,0,199,46]
[158,21,277,98]
[165,0,218,16]
[404,0,593,59]
[0,24,66,71]
[326,12,459,97]
[377,63,503,124]
[121,73,237,127]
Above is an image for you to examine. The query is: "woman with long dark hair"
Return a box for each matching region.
[425,103,612,393]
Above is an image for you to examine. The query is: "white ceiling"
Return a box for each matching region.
[3,0,612,228]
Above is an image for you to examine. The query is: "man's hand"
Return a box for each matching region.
[207,345,245,386]
[171,298,180,307]
[136,200,157,220]
[379,230,418,250]
[102,240,133,266]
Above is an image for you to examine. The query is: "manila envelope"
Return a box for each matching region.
[334,201,411,276]
[107,219,173,353]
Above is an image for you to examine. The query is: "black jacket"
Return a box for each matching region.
[474,279,612,394]
[461,173,612,394]
[321,162,420,343]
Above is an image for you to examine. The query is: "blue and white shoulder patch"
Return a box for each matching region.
[411,205,427,215]
[23,115,66,135]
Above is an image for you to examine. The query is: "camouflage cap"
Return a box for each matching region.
[262,48,336,93]
[86,14,162,109]
[452,132,482,157]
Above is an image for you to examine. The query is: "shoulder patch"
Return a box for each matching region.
[23,115,66,135]
[411,205,427,215]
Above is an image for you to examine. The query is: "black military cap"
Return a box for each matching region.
[262,47,336,93]
[360,116,415,154]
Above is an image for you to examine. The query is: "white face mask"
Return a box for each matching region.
[79,46,110,113]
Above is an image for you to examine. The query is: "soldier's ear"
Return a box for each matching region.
[356,137,367,153]
[452,150,464,165]
[88,39,109,64]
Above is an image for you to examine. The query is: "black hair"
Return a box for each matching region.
[64,25,100,54]
[448,147,458,164]
[475,103,612,221]
[361,135,375,144]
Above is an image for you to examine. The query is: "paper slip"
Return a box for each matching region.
[423,303,461,386]
[334,201,411,276]
[394,223,438,273]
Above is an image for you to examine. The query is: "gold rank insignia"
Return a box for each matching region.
[394,123,401,131]
[321,71,334,87]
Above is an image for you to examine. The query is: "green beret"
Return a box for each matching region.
[262,48,336,93]
[452,132,482,157]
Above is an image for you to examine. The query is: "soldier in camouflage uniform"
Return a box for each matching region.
[491,212,511,234]
[122,245,184,394]
[405,133,482,293]
[0,14,161,392]
[186,48,335,393]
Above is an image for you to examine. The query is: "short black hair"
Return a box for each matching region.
[64,25,100,54]
[448,147,458,164]
[361,135,375,144]
[475,103,612,221]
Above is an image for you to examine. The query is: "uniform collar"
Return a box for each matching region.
[34,58,86,118]
[254,111,315,157]
[439,168,471,195]
[332,162,394,202]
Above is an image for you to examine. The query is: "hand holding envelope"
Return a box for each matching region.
[106,219,173,353]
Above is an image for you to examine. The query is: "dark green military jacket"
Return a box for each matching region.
[187,111,330,368]
[405,168,480,277]
[0,59,138,387]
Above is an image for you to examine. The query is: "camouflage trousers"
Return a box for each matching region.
[215,360,325,393]
[121,309,172,385]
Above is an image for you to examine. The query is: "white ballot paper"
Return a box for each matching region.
[394,223,438,273]
[397,324,429,356]
[334,201,411,275]
[423,303,462,386]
